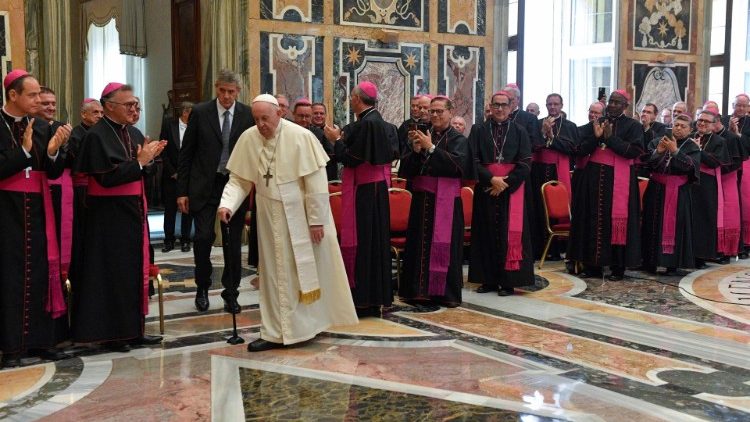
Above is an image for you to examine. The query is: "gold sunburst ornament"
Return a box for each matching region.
[346,46,362,66]
[657,21,669,37]
[403,52,418,70]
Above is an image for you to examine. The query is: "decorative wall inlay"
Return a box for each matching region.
[438,45,484,125]
[632,62,689,118]
[335,0,428,32]
[438,0,486,35]
[260,0,324,23]
[260,32,324,105]
[633,0,691,52]
[333,38,429,125]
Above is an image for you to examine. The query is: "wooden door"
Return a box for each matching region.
[170,0,201,113]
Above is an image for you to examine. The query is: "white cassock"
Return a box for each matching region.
[220,119,358,344]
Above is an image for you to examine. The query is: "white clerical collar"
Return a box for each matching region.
[179,120,187,130]
[217,99,236,116]
[2,106,25,122]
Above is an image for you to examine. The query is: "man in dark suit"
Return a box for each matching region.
[161,101,194,253]
[177,69,254,313]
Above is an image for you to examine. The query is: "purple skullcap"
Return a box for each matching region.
[101,82,125,98]
[82,98,97,105]
[612,89,631,102]
[357,81,378,99]
[295,97,312,106]
[4,69,29,89]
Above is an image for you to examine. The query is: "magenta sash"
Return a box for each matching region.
[485,163,524,271]
[533,149,572,202]
[412,176,461,296]
[589,148,634,245]
[88,177,150,315]
[700,165,725,252]
[649,174,688,254]
[0,171,67,319]
[48,169,73,274]
[341,163,391,287]
[741,161,750,244]
[72,173,88,187]
[721,170,740,255]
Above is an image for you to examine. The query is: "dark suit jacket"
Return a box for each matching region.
[177,99,254,212]
[160,117,180,180]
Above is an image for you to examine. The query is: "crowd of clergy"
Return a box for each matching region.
[2,63,750,366]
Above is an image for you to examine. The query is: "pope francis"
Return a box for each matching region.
[218,94,358,352]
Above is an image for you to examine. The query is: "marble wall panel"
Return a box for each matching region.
[333,38,429,126]
[335,0,428,32]
[260,0,324,23]
[633,0,691,53]
[260,32,324,104]
[438,44,484,126]
[632,62,689,116]
[0,12,9,107]
[438,0,485,35]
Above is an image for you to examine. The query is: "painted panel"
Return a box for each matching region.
[335,0,428,32]
[333,38,429,126]
[260,0,324,23]
[633,0,691,52]
[0,12,10,107]
[438,0,486,35]
[632,62,689,116]
[438,44,484,126]
[260,32,325,105]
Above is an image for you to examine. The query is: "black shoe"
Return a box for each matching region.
[223,298,241,314]
[1,353,21,368]
[739,251,749,259]
[475,284,497,293]
[658,267,677,276]
[580,266,603,278]
[247,338,284,352]
[717,256,730,265]
[195,288,209,312]
[161,240,175,253]
[132,335,163,345]
[103,341,131,353]
[545,254,562,262]
[638,265,657,274]
[607,272,624,281]
[694,259,707,269]
[29,348,67,361]
[497,287,515,296]
[356,307,380,318]
[180,241,191,252]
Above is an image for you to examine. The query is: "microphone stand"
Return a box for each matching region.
[221,220,244,345]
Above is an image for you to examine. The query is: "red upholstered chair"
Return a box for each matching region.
[391,177,407,190]
[460,186,473,247]
[389,188,412,288]
[638,177,649,211]
[328,180,343,194]
[329,192,343,236]
[539,180,571,269]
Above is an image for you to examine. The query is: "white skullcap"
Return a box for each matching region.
[252,94,279,106]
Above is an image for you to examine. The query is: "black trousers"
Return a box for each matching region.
[162,177,193,242]
[191,174,247,299]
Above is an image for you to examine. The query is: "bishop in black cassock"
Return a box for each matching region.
[567,90,644,280]
[72,83,165,350]
[0,70,71,367]
[325,81,395,317]
[468,91,534,296]
[398,97,472,308]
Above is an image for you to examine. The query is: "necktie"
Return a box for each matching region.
[218,110,231,174]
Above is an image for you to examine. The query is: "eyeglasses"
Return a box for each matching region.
[109,101,139,110]
[696,118,713,124]
[429,109,447,115]
[490,102,509,109]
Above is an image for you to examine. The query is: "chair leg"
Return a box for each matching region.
[157,274,165,335]
[395,250,402,293]
[538,234,555,269]
[65,279,72,327]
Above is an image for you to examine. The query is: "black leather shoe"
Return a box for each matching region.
[29,348,67,361]
[607,272,624,281]
[717,256,730,265]
[694,259,707,269]
[161,240,175,253]
[545,254,562,262]
[247,339,284,352]
[475,284,497,293]
[580,268,603,278]
[1,353,21,368]
[658,267,677,276]
[739,251,749,259]
[223,299,241,314]
[497,287,515,296]
[103,341,131,353]
[132,335,163,345]
[195,288,209,312]
[181,241,191,252]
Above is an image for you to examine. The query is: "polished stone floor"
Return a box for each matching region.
[3,246,750,421]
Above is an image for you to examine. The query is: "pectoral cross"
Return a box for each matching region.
[263,169,273,187]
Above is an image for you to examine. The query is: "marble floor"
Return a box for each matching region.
[3,247,750,421]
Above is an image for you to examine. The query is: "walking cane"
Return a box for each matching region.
[221,220,244,345]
